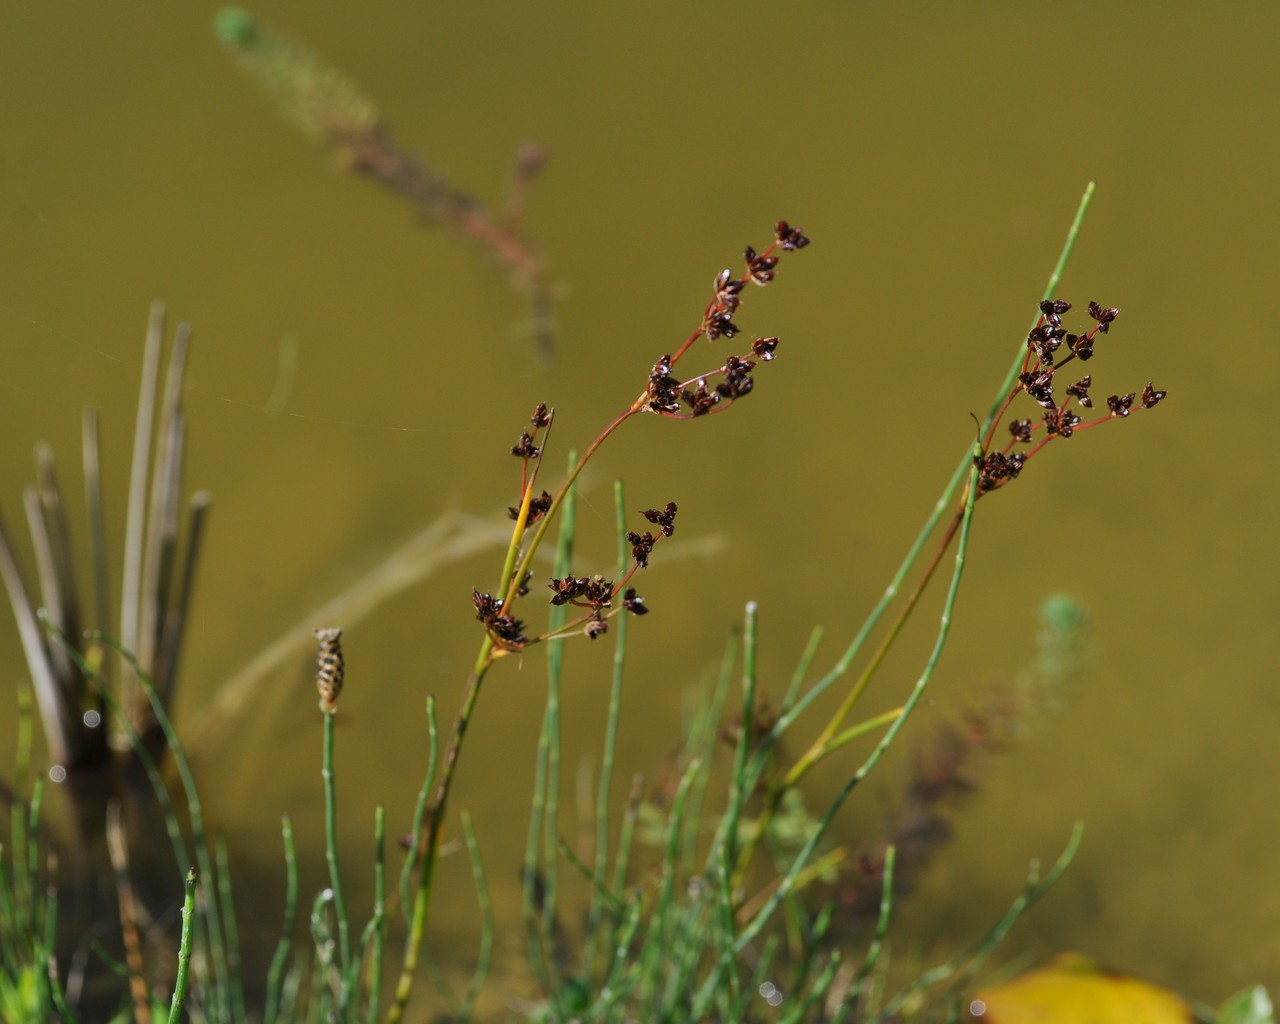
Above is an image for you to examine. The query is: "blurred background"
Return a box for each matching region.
[0,0,1276,1009]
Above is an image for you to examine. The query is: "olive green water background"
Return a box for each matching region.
[2,0,1277,1011]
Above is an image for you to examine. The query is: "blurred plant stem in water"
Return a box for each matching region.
[215,8,555,357]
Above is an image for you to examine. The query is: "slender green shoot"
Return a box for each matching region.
[869,823,1084,1022]
[457,811,493,1024]
[583,479,631,967]
[215,835,247,1023]
[398,697,438,918]
[654,758,706,1008]
[720,184,1098,892]
[321,706,353,1013]
[540,453,576,967]
[359,806,387,1024]
[609,773,644,927]
[838,844,897,1021]
[264,815,299,1024]
[166,867,197,1024]
[759,183,1097,766]
[309,886,337,1007]
[783,625,824,711]
[522,450,577,995]
[683,628,740,871]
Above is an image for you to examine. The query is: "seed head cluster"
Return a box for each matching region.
[473,223,806,651]
[646,221,808,419]
[976,298,1167,494]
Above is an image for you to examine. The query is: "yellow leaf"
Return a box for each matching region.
[968,952,1193,1024]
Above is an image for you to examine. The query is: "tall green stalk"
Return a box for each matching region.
[582,480,632,968]
[166,868,197,1024]
[322,707,353,1014]
[732,182,1098,878]
[522,451,577,994]
[362,807,387,1024]
[264,816,298,1024]
[457,811,494,1024]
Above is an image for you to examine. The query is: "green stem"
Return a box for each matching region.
[322,708,352,1011]
[732,182,1098,877]
[584,481,630,964]
[215,835,246,1023]
[264,816,298,1024]
[397,698,437,917]
[167,867,197,1024]
[785,508,964,790]
[870,823,1083,1022]
[828,848,897,1024]
[363,807,387,1023]
[823,705,905,756]
[389,655,493,1022]
[458,811,494,1023]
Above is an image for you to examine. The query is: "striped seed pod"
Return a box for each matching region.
[313,627,344,712]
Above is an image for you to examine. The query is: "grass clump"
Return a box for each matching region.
[4,159,1228,1023]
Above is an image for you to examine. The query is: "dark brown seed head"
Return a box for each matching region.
[752,337,780,361]
[705,312,740,341]
[682,378,720,417]
[508,490,553,526]
[472,589,502,621]
[489,615,527,646]
[640,501,678,537]
[716,355,756,399]
[647,354,683,413]
[1039,299,1072,327]
[744,245,779,285]
[1043,407,1081,437]
[1065,376,1093,408]
[1021,370,1056,410]
[975,450,1026,493]
[627,530,657,568]
[1087,301,1120,333]
[511,430,541,459]
[1107,392,1136,417]
[1069,333,1095,361]
[1141,383,1168,408]
[774,221,811,250]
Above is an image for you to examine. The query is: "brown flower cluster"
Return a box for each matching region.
[644,221,808,419]
[475,501,675,647]
[472,589,527,648]
[976,298,1167,494]
[476,222,807,651]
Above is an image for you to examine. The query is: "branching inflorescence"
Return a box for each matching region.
[975,299,1167,495]
[734,284,1169,890]
[471,220,809,653]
